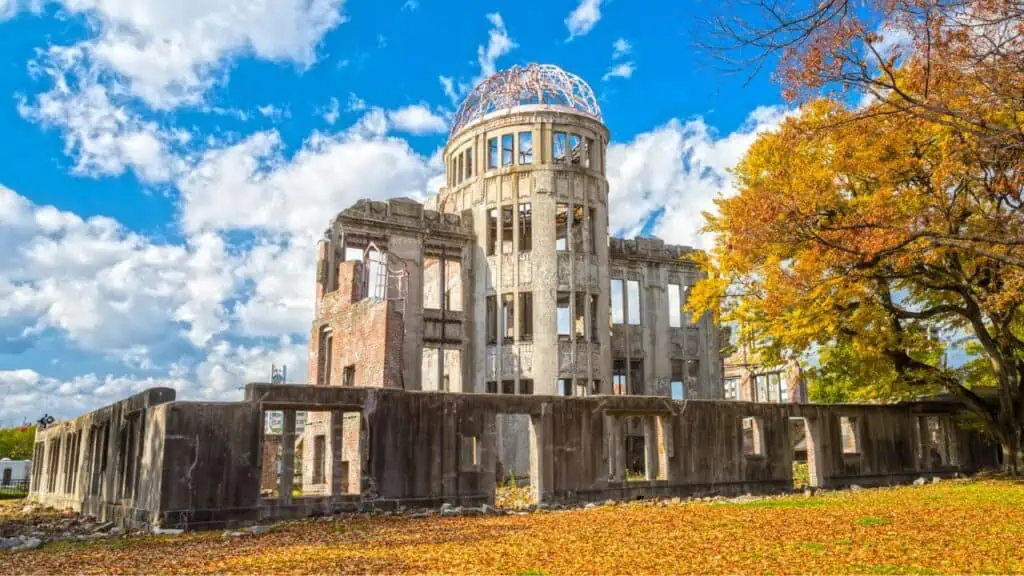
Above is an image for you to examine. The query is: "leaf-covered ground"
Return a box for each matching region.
[3,479,1023,574]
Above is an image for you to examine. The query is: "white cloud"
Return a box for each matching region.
[387,104,447,134]
[46,0,348,110]
[323,97,340,124]
[177,126,440,237]
[18,45,186,183]
[566,0,602,40]
[476,13,517,82]
[612,38,632,59]
[0,184,236,356]
[606,106,790,249]
[602,62,635,81]
[440,13,517,103]
[401,0,417,10]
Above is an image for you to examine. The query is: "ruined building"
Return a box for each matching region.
[26,65,1000,530]
[303,64,722,479]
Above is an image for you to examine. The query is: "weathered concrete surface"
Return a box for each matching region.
[31,384,998,530]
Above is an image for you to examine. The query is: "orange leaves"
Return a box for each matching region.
[2,480,1024,574]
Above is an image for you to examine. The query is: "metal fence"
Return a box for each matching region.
[0,479,30,497]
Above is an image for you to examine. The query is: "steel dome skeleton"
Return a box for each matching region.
[448,63,602,139]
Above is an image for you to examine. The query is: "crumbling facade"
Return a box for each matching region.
[305,64,722,478]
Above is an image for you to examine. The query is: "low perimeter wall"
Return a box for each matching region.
[29,384,1000,530]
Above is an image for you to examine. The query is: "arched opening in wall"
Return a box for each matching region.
[788,417,820,489]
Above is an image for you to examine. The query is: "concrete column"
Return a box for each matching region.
[529,405,553,503]
[657,416,672,481]
[804,417,822,488]
[279,410,296,505]
[329,410,345,496]
[608,415,625,482]
[643,416,658,480]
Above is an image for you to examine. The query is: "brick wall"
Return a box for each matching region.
[308,259,403,390]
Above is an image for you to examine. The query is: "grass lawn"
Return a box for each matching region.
[2,479,1023,574]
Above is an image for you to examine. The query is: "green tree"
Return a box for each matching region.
[0,425,36,460]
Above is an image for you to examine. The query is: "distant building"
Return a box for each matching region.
[723,341,808,403]
[1,458,31,485]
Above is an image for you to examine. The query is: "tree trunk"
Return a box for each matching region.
[999,428,1021,476]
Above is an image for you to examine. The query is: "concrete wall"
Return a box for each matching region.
[33,384,996,531]
[28,388,176,527]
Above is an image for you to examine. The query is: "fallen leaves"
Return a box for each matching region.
[2,479,1023,574]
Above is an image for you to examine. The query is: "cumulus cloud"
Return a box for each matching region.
[387,104,447,134]
[177,127,440,237]
[606,106,790,249]
[566,0,602,40]
[48,0,348,110]
[18,45,187,183]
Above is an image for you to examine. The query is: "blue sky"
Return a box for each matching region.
[0,0,791,425]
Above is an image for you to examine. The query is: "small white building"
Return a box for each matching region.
[0,458,31,485]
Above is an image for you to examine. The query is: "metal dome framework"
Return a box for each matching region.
[449,63,602,139]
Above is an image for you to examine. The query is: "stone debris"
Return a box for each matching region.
[152,528,184,536]
[247,525,270,536]
[913,477,928,486]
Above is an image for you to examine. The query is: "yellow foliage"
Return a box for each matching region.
[3,480,1023,574]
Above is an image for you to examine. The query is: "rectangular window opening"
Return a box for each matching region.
[502,293,515,343]
[686,360,699,397]
[457,154,463,184]
[519,379,534,395]
[488,137,498,169]
[518,203,532,251]
[502,134,514,167]
[574,292,586,341]
[588,207,597,253]
[589,294,599,342]
[502,205,514,254]
[742,417,764,456]
[519,292,533,341]
[487,208,498,256]
[841,417,860,454]
[486,381,498,394]
[343,365,355,387]
[518,132,533,164]
[569,134,582,165]
[557,292,571,339]
[444,259,462,312]
[668,284,682,328]
[424,257,441,310]
[671,359,684,400]
[486,295,497,344]
[465,148,473,179]
[555,203,569,251]
[553,132,567,163]
[502,380,515,394]
[571,205,584,252]
[558,378,573,396]
[613,360,626,395]
[627,280,641,325]
[629,359,644,395]
[610,279,624,325]
[585,137,595,168]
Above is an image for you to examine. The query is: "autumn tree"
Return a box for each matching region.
[702,0,1024,152]
[0,425,35,460]
[688,86,1024,472]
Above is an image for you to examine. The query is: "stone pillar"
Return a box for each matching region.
[608,415,625,483]
[529,405,553,503]
[643,416,658,480]
[279,410,296,504]
[656,416,672,482]
[329,410,345,496]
